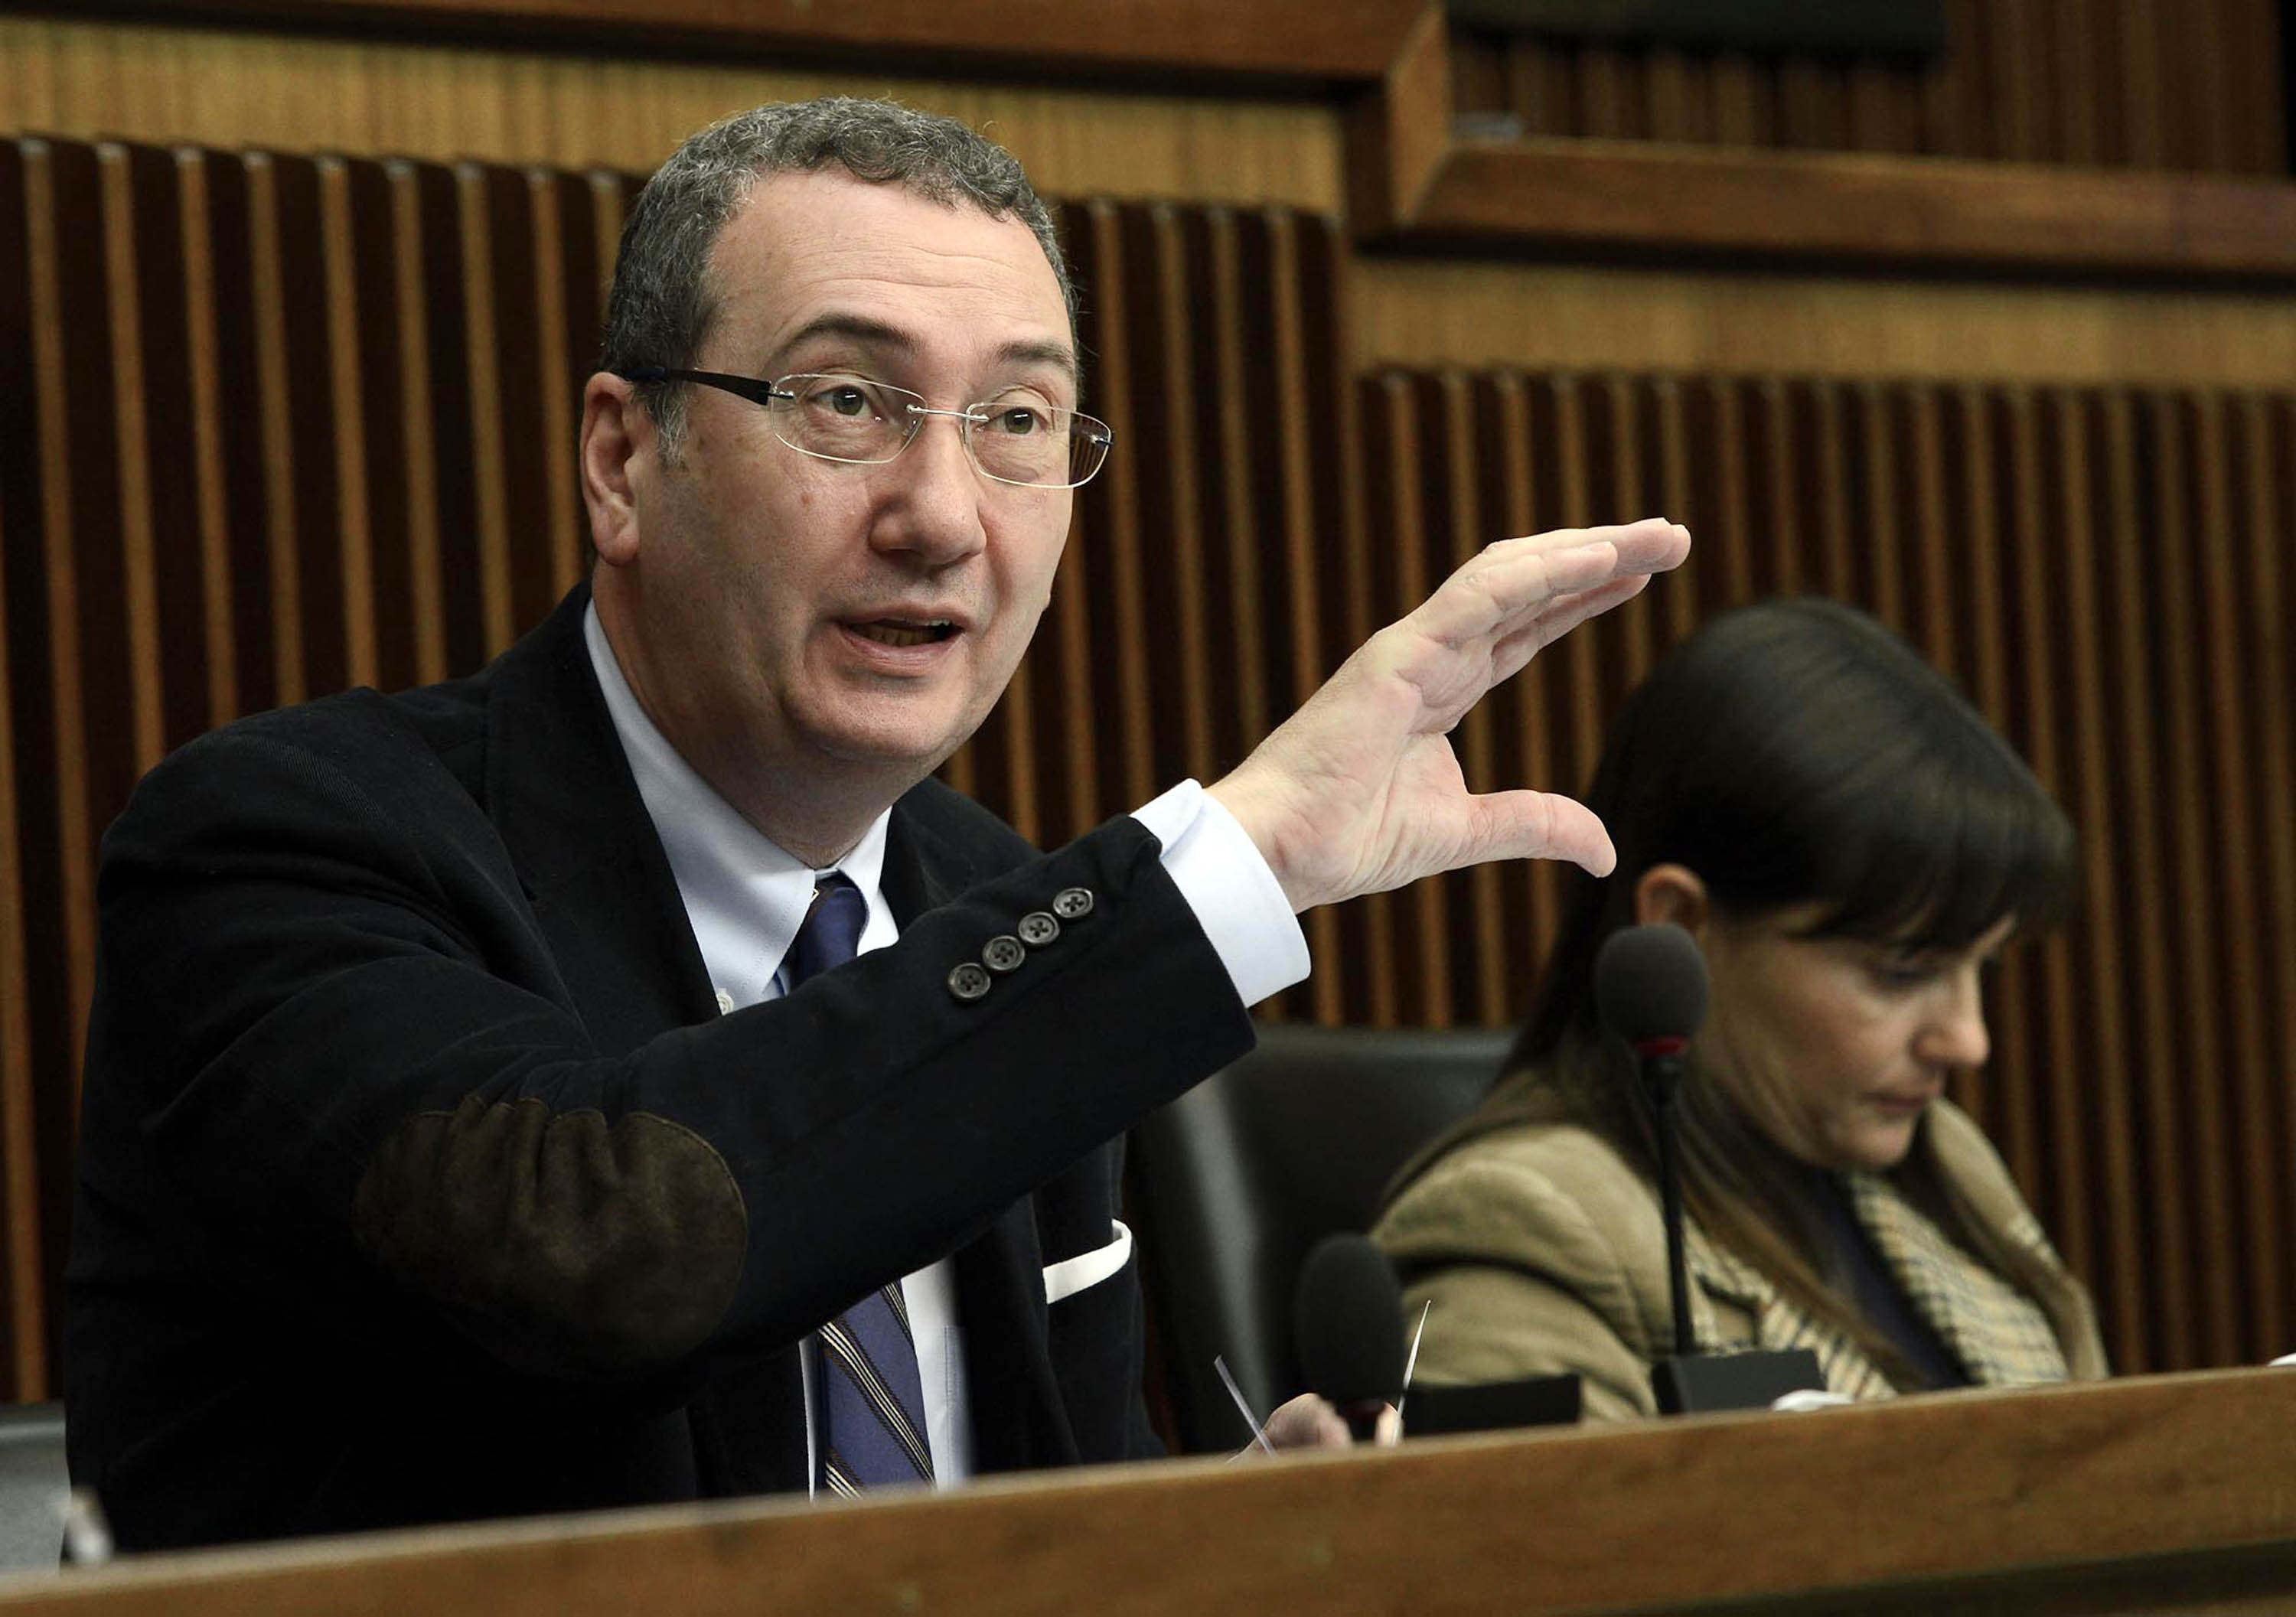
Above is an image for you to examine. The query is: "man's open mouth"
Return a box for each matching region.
[850,620,957,648]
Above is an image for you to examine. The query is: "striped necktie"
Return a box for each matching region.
[783,872,936,1494]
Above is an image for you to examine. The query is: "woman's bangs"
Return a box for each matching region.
[1796,751,2076,952]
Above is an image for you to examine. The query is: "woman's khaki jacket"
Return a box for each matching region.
[1372,1098,2108,1421]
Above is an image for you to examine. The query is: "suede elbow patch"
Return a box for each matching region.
[353,1096,746,1378]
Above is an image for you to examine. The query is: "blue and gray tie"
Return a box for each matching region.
[782,872,936,1495]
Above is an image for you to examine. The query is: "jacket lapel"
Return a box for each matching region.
[480,585,808,1495]
[1684,1227,1895,1401]
[479,585,720,1053]
[882,790,1074,1473]
[1844,1172,2070,1387]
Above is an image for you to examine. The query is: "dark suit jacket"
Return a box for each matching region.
[66,585,1254,1550]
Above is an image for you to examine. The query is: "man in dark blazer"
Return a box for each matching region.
[65,98,1689,1550]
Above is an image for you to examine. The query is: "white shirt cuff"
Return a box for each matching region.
[1133,780,1310,1009]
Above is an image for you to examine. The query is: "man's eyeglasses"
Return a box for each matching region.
[621,369,1114,491]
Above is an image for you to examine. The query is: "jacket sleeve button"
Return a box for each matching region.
[1017,911,1060,947]
[947,962,993,1002]
[1052,887,1094,921]
[983,934,1026,973]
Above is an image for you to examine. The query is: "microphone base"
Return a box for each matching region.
[1652,1349,1825,1415]
[1336,1400,1388,1443]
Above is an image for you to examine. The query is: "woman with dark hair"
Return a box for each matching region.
[1372,598,2108,1419]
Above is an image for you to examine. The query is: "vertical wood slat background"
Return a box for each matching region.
[6,132,2296,1403]
[1452,0,2288,174]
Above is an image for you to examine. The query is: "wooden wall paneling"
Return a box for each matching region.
[2041,386,2146,1372]
[452,161,515,660]
[276,154,359,699]
[2115,0,2168,169]
[1773,58,1846,154]
[1197,210,1269,794]
[0,459,36,1404]
[1643,47,1698,145]
[196,150,288,717]
[1065,202,1150,814]
[1993,0,2047,165]
[97,146,166,778]
[1447,0,2282,173]
[476,164,554,642]
[25,139,105,1143]
[1850,383,1906,633]
[174,148,243,729]
[1343,373,1409,1028]
[1490,374,1564,987]
[1645,377,1700,647]
[1590,377,1660,712]
[2254,399,2296,1298]
[1802,380,1855,603]
[1998,385,2093,1288]
[1440,373,1510,1027]
[245,155,311,706]
[2188,391,2283,1352]
[523,170,579,611]
[2174,391,2277,1354]
[2049,0,2102,167]
[15,139,103,1400]
[1150,206,1218,789]
[386,158,448,690]
[317,157,380,693]
[1381,372,1453,1026]
[1713,52,1776,151]
[412,160,488,681]
[2093,388,2186,1370]
[0,139,43,1401]
[1264,211,1343,1025]
[1577,45,1639,142]
[1542,377,1607,796]
[2140,390,2242,1367]
[1745,379,1799,598]
[1936,385,2034,1183]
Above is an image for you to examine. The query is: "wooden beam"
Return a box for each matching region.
[5,0,1433,87]
[1385,136,2296,280]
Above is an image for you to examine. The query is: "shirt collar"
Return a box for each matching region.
[583,600,890,1008]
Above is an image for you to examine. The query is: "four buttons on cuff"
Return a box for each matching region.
[944,887,1096,1003]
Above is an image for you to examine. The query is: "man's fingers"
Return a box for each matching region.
[1413,519,1688,650]
[1489,572,1655,687]
[1463,787,1617,877]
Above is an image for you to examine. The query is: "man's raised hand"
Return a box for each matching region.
[1208,518,1691,914]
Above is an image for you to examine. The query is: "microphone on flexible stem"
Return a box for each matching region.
[1292,1234,1406,1441]
[1595,924,1823,1416]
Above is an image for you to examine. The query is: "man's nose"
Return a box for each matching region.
[869,415,988,566]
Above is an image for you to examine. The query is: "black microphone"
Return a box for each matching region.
[1292,1234,1405,1441]
[1595,923,1823,1415]
[1595,923,1708,1361]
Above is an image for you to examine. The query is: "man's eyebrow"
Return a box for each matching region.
[778,313,917,357]
[995,338,1082,383]
[775,316,1079,387]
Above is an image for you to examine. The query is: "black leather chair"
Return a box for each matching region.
[1130,1022,1512,1454]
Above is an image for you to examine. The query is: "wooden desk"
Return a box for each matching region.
[2,1369,2292,1613]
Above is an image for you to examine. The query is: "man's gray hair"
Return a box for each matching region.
[598,97,1075,454]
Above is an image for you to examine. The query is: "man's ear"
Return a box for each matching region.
[580,373,649,567]
[1633,862,1710,934]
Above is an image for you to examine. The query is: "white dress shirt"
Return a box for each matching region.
[582,603,1306,1491]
